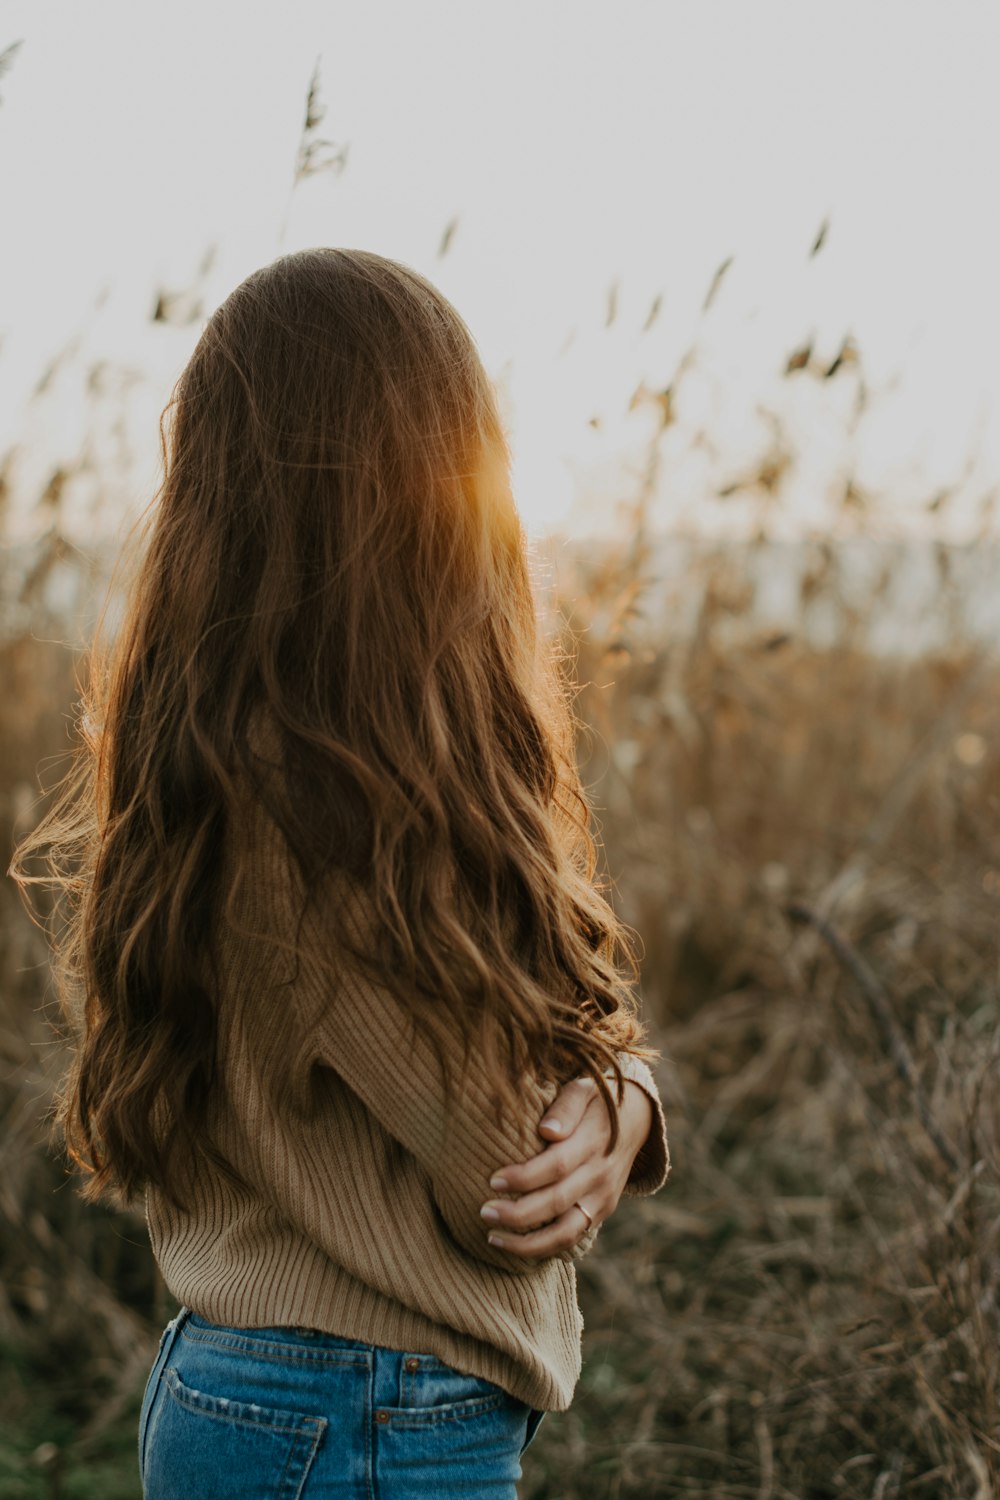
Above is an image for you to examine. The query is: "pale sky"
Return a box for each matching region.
[1,0,999,545]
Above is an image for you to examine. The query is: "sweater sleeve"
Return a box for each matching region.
[615,1052,671,1198]
[280,841,663,1276]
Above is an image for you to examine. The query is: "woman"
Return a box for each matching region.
[10,247,670,1498]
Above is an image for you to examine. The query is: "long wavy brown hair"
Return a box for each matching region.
[9,246,659,1214]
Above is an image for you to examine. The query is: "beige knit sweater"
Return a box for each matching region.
[144,791,671,1413]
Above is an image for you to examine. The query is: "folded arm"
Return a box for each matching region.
[285,861,575,1274]
[274,824,667,1271]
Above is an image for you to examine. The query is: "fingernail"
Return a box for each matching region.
[488,1233,505,1247]
[542,1119,563,1134]
[489,1176,508,1190]
[480,1206,500,1221]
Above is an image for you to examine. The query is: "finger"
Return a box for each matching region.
[486,1133,583,1201]
[537,1074,599,1143]
[486,1198,603,1260]
[481,1160,610,1237]
[488,1088,606,1196]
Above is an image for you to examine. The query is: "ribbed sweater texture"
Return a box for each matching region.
[144,793,671,1413]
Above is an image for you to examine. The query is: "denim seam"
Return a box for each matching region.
[285,1417,327,1500]
[140,1311,191,1483]
[179,1327,370,1369]
[365,1350,376,1500]
[137,1325,170,1484]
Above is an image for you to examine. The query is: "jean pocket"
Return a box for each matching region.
[142,1365,327,1499]
[396,1357,511,1423]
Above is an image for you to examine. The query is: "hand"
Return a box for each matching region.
[478,1075,655,1259]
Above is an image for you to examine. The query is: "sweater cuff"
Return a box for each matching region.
[610,1053,671,1198]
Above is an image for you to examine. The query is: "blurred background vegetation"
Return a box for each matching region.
[4,18,1000,1500]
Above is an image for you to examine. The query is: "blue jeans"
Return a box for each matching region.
[138,1307,548,1498]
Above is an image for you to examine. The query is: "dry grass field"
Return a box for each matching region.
[3,337,1000,1500]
